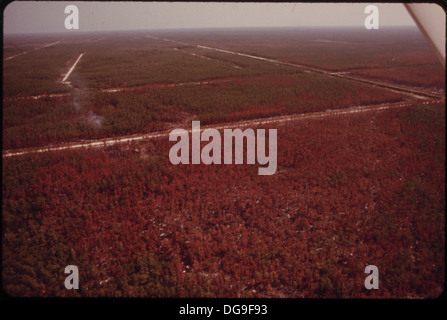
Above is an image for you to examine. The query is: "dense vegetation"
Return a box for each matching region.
[3,72,405,149]
[4,27,443,99]
[160,27,444,91]
[2,103,444,297]
[2,27,444,298]
[3,27,443,151]
[351,64,445,92]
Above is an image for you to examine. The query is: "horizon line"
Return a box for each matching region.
[4,24,419,36]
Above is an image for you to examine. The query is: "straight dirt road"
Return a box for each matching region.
[3,40,61,61]
[193,44,442,100]
[61,53,84,86]
[3,99,443,158]
[157,36,442,100]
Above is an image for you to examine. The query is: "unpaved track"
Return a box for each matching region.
[193,44,442,100]
[158,36,442,100]
[174,47,241,69]
[3,99,443,158]
[3,41,61,61]
[102,78,233,93]
[6,76,234,100]
[61,53,84,86]
[174,48,213,61]
[4,52,85,101]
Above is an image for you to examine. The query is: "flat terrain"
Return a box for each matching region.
[3,27,444,150]
[2,27,445,298]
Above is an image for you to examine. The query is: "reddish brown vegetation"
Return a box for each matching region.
[3,72,405,150]
[352,65,445,90]
[3,103,444,298]
[2,27,444,300]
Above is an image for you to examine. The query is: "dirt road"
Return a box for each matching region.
[174,47,241,69]
[193,45,441,100]
[3,99,443,158]
[61,53,84,86]
[3,41,62,61]
[154,36,443,100]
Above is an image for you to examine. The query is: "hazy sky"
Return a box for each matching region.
[4,1,417,34]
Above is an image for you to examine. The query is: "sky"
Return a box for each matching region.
[3,1,419,34]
